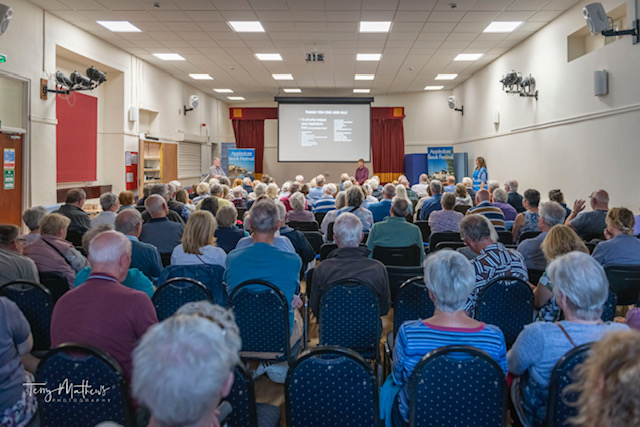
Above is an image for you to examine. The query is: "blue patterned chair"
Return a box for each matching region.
[372,245,422,266]
[156,264,229,307]
[35,343,135,427]
[222,363,281,427]
[318,280,381,363]
[152,277,213,321]
[285,346,380,427]
[408,345,507,427]
[0,281,53,352]
[474,276,534,348]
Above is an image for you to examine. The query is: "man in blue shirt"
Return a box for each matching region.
[419,180,443,221]
[368,184,396,222]
[307,174,326,202]
[115,208,163,282]
[312,183,337,213]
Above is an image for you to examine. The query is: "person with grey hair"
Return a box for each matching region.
[312,183,338,213]
[281,181,307,212]
[214,206,246,253]
[140,183,185,225]
[565,189,609,239]
[517,201,567,270]
[310,212,389,317]
[419,180,443,221]
[487,180,500,197]
[466,189,506,231]
[51,231,158,385]
[115,208,163,282]
[204,183,232,209]
[307,174,326,202]
[389,250,507,425]
[505,179,525,213]
[368,183,396,223]
[231,186,247,210]
[209,156,226,179]
[491,188,517,222]
[53,188,91,235]
[91,192,120,228]
[411,173,430,198]
[286,192,315,223]
[366,198,425,264]
[247,182,267,209]
[508,251,628,425]
[139,194,184,255]
[320,191,348,238]
[428,192,464,234]
[21,206,47,245]
[336,186,373,232]
[0,224,39,286]
[277,203,315,276]
[460,214,528,316]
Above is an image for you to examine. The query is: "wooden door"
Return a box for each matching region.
[163,143,178,182]
[0,133,23,226]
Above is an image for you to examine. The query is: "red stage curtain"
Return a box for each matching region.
[371,107,405,184]
[231,119,265,175]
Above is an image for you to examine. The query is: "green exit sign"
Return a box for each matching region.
[0,54,6,63]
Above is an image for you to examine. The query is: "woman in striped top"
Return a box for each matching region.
[391,250,507,426]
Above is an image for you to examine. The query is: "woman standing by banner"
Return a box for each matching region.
[472,157,488,191]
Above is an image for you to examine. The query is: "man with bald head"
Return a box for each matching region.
[51,231,158,383]
[115,208,163,281]
[565,189,609,239]
[139,194,184,255]
[466,189,506,231]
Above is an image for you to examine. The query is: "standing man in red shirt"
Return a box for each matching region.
[355,158,369,185]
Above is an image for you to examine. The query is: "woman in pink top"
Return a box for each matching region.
[428,192,464,234]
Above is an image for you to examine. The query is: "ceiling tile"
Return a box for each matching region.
[187,11,226,21]
[150,11,192,21]
[210,0,253,10]
[529,10,563,21]
[460,11,500,22]
[398,0,437,11]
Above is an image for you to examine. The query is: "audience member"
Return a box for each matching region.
[139,195,184,255]
[466,189,506,231]
[0,225,38,286]
[247,182,267,209]
[454,183,472,207]
[411,174,430,198]
[419,180,443,221]
[517,201,566,270]
[565,189,609,239]
[276,202,315,275]
[460,215,527,316]
[199,196,220,217]
[369,184,396,222]
[53,188,91,235]
[208,183,233,209]
[337,186,373,232]
[361,183,379,208]
[312,183,337,213]
[118,191,136,212]
[592,207,640,265]
[91,192,120,228]
[428,192,463,234]
[367,198,424,264]
[141,184,185,224]
[462,176,476,201]
[214,206,245,253]
[166,183,190,222]
[443,176,456,193]
[171,210,226,267]
[505,179,525,213]
[21,206,46,245]
[491,189,517,221]
[281,181,308,212]
[192,182,210,203]
[307,174,325,202]
[394,185,413,214]
[311,212,389,317]
[115,208,163,282]
[508,251,627,425]
[231,186,247,209]
[548,189,571,219]
[370,178,382,200]
[137,184,152,206]
[265,182,279,200]
[320,191,348,237]
[512,189,541,241]
[286,192,315,223]
[487,180,500,199]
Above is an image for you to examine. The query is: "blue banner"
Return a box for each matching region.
[228,148,255,179]
[427,147,454,181]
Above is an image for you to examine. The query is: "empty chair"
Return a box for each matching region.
[386,265,424,304]
[301,230,324,255]
[157,264,228,307]
[223,363,281,427]
[152,277,213,321]
[428,232,461,253]
[604,264,640,305]
[285,346,379,427]
[36,343,135,427]
[38,271,69,302]
[372,245,421,267]
[413,221,431,243]
[0,281,53,352]
[287,221,319,231]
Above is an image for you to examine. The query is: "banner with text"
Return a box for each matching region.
[228,149,255,180]
[427,147,454,181]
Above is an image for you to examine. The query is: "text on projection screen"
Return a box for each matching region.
[278,103,371,162]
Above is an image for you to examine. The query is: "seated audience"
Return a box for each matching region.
[460,215,527,316]
[592,207,640,265]
[512,189,541,241]
[175,188,193,208]
[466,189,506,231]
[265,182,279,201]
[361,183,379,208]
[141,184,185,224]
[91,192,120,228]
[368,184,395,222]
[132,303,240,427]
[548,189,571,219]
[118,190,136,212]
[214,206,246,253]
[410,173,430,198]
[565,189,609,239]
[390,250,507,426]
[0,225,38,286]
[394,185,413,214]
[277,203,315,274]
[137,184,151,206]
[242,177,253,193]
[21,206,46,245]
[337,186,373,232]
[337,173,349,191]
[167,183,190,222]
[204,183,232,209]
[320,191,348,237]
[171,210,226,267]
[487,180,500,199]
[231,186,247,209]
[505,179,525,213]
[367,198,424,264]
[454,183,472,207]
[115,208,163,282]
[508,251,628,425]
[462,177,476,201]
[75,225,154,298]
[312,183,337,213]
[517,201,566,270]
[192,182,210,203]
[370,178,382,200]
[24,213,87,289]
[491,188,517,221]
[247,182,267,209]
[399,178,419,204]
[281,181,308,212]
[53,188,91,236]
[311,212,389,317]
[443,175,456,193]
[51,231,158,384]
[428,192,463,234]
[286,192,315,223]
[419,180,443,221]
[139,195,184,255]
[199,196,220,217]
[307,174,325,202]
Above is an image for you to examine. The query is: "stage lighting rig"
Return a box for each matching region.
[42,66,108,97]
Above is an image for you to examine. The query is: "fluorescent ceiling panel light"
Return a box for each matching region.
[153,53,185,61]
[353,89,370,93]
[228,96,245,100]
[359,21,391,33]
[189,74,213,80]
[424,86,444,90]
[454,53,483,61]
[357,53,381,61]
[273,74,294,80]
[355,74,375,80]
[214,88,233,93]
[228,21,265,32]
[97,21,141,32]
[435,74,458,80]
[255,53,282,61]
[483,21,523,33]
[283,88,301,93]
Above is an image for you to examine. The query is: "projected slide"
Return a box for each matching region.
[278,103,371,162]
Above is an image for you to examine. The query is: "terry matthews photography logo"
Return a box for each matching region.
[23,379,112,403]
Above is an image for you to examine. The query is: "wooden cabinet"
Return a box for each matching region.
[139,140,178,191]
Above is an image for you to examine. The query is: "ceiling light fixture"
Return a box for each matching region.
[424,86,444,90]
[228,96,245,100]
[97,20,142,32]
[435,74,457,80]
[228,21,265,32]
[283,88,301,93]
[189,74,213,80]
[359,21,391,33]
[355,74,375,80]
[356,53,381,61]
[214,88,233,93]
[255,53,282,61]
[454,53,483,61]
[353,89,370,93]
[272,74,294,80]
[483,21,523,33]
[153,53,185,61]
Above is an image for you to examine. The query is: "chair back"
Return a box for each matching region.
[428,232,461,253]
[386,266,424,304]
[517,231,541,245]
[585,242,597,254]
[38,271,69,302]
[582,233,605,242]
[236,207,247,221]
[527,269,545,285]
[314,211,327,225]
[326,222,335,242]
[0,281,53,351]
[545,343,592,427]
[223,363,258,427]
[157,264,228,307]
[65,230,84,247]
[474,277,534,348]
[35,343,134,427]
[405,214,414,223]
[601,289,617,322]
[393,277,434,338]
[285,346,379,427]
[152,277,213,321]
[288,221,319,231]
[413,221,431,243]
[434,241,465,251]
[604,264,640,305]
[454,205,471,215]
[318,280,381,361]
[230,280,293,362]
[409,346,507,427]
[301,230,324,254]
[135,205,145,213]
[497,231,513,245]
[372,245,421,267]
[319,243,367,261]
[160,252,172,267]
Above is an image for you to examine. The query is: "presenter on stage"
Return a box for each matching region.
[472,156,488,192]
[355,158,369,185]
[209,157,226,179]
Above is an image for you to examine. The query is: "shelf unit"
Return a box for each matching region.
[138,139,178,193]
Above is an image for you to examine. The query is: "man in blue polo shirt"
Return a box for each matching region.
[419,180,443,221]
[368,183,396,222]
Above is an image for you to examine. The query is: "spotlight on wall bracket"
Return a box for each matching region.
[500,70,538,100]
[183,95,199,115]
[41,66,107,99]
[583,2,639,44]
[447,96,463,115]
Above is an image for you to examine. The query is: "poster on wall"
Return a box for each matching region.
[427,147,454,181]
[3,148,15,190]
[228,149,255,180]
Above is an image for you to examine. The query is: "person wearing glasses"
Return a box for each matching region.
[0,225,39,286]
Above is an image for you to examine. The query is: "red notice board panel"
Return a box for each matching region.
[56,92,97,182]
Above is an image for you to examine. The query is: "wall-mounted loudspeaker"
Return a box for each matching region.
[0,4,13,35]
[594,70,608,96]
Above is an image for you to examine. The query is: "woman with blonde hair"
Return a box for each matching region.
[592,207,640,266]
[394,184,413,214]
[170,210,226,267]
[266,183,279,200]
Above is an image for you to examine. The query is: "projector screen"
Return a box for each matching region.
[277,100,371,162]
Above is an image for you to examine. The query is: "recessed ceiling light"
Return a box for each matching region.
[483,21,523,33]
[359,21,392,33]
[283,88,301,93]
[228,21,265,32]
[353,89,371,93]
[214,88,233,93]
[153,53,185,61]
[357,53,382,61]
[454,53,483,61]
[189,74,213,80]
[255,53,283,61]
[228,96,245,101]
[424,86,444,90]
[97,21,141,32]
[273,74,294,80]
[355,74,375,80]
[435,74,457,80]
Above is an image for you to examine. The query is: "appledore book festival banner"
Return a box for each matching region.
[427,147,454,181]
[227,148,255,180]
